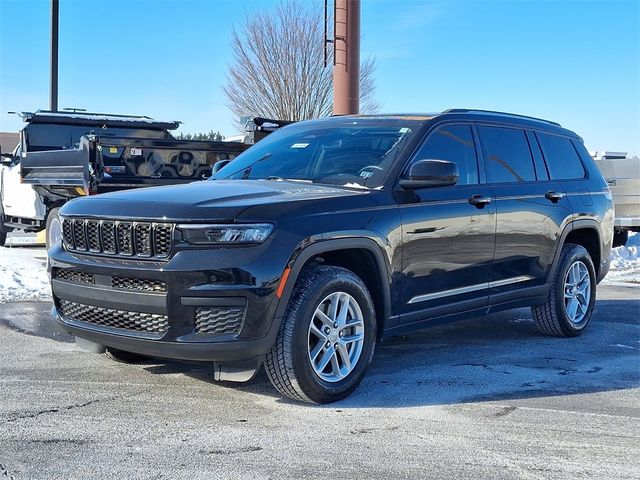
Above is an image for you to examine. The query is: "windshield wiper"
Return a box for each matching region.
[241,153,272,179]
[265,176,313,183]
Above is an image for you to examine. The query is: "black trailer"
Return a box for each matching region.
[0,110,252,247]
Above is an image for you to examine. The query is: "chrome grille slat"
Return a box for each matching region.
[60,217,173,260]
[86,220,101,252]
[101,221,116,254]
[154,224,172,258]
[62,219,74,249]
[116,222,134,255]
[134,224,152,257]
[72,219,87,250]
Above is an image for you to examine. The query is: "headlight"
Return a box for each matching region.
[177,223,273,245]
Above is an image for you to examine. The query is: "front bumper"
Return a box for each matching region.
[49,239,291,362]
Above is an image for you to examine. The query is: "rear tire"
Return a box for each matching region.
[532,243,596,337]
[45,207,61,250]
[104,348,148,364]
[0,229,6,247]
[265,265,377,404]
[612,229,629,248]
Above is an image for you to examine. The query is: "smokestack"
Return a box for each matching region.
[50,0,59,111]
[333,0,360,115]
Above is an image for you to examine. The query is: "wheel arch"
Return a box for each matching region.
[274,238,392,337]
[554,219,603,281]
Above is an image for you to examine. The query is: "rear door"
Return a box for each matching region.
[535,131,592,213]
[398,123,496,323]
[476,124,572,301]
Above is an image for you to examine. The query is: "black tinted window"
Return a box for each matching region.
[413,125,478,185]
[536,132,585,179]
[478,126,535,183]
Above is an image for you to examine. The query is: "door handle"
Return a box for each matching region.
[468,194,491,208]
[545,191,565,203]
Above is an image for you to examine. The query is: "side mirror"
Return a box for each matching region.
[212,159,231,174]
[399,159,458,189]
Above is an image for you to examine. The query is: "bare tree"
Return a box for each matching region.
[223,0,379,125]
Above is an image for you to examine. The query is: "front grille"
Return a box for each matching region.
[61,217,173,260]
[59,299,169,335]
[111,276,167,293]
[195,307,244,336]
[53,269,94,285]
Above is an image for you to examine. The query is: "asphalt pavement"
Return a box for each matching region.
[0,284,638,479]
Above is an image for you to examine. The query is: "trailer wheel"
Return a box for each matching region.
[45,207,62,250]
[612,229,629,248]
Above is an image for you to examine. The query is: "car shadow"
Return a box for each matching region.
[144,298,640,408]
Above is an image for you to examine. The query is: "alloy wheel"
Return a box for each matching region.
[307,291,366,383]
[563,260,591,325]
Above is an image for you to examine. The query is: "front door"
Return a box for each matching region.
[397,124,496,323]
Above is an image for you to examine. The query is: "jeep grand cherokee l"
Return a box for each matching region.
[49,109,614,403]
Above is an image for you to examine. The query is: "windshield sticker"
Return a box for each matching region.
[290,143,310,149]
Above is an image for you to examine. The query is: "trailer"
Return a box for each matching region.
[0,110,251,248]
[593,151,640,247]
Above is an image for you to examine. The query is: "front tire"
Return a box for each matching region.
[532,243,596,337]
[265,265,377,403]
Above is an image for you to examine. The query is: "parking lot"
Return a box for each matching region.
[1,281,638,479]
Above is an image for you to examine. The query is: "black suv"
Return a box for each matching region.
[49,109,614,403]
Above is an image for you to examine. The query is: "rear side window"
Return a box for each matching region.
[536,132,586,179]
[412,125,478,185]
[478,126,536,183]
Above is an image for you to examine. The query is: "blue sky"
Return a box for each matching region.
[0,0,638,154]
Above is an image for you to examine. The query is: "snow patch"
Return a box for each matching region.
[602,232,640,285]
[0,247,51,303]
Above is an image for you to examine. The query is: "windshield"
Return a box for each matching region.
[212,119,422,188]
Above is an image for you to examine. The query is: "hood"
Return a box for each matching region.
[60,180,368,221]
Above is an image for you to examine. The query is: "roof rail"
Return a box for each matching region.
[442,109,561,127]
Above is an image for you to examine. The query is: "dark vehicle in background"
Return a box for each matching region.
[0,110,250,248]
[48,109,614,403]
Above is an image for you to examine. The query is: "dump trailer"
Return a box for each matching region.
[0,110,251,248]
[593,151,640,247]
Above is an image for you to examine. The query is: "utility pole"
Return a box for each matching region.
[50,0,59,111]
[332,0,360,115]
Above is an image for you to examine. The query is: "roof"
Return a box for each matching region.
[325,109,578,138]
[15,110,181,131]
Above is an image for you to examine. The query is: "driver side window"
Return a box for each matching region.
[411,125,479,185]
